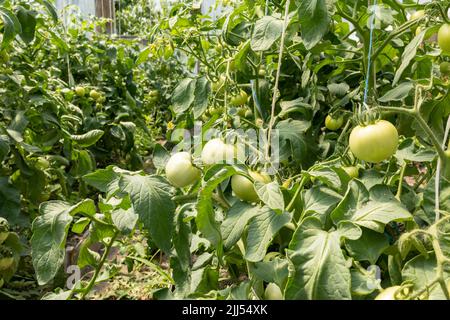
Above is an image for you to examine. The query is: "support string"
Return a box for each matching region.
[363,0,378,109]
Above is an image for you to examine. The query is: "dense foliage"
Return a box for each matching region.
[1,0,450,300]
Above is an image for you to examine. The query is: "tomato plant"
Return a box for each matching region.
[1,0,450,301]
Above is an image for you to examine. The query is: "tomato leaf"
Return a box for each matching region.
[71,129,104,148]
[298,0,330,50]
[31,199,95,285]
[331,181,413,233]
[196,167,236,251]
[345,227,390,264]
[254,181,285,212]
[221,201,260,249]
[119,174,175,253]
[172,78,196,115]
[285,217,353,299]
[244,207,292,262]
[251,16,284,51]
[393,29,426,85]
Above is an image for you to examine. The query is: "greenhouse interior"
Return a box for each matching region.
[1,0,450,302]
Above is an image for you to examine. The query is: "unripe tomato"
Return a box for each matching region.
[325,115,344,131]
[244,109,253,119]
[438,24,450,53]
[237,108,246,117]
[231,170,271,203]
[375,286,406,300]
[210,106,224,116]
[264,283,283,300]
[0,246,13,270]
[342,166,359,179]
[410,10,425,21]
[0,218,9,244]
[440,61,450,75]
[349,120,399,163]
[98,95,106,103]
[149,90,159,97]
[258,68,266,77]
[0,256,13,270]
[212,75,226,92]
[75,86,86,97]
[165,152,201,188]
[92,64,100,72]
[230,91,249,106]
[90,89,101,100]
[0,51,10,64]
[201,138,237,165]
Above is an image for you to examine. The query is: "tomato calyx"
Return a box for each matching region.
[354,108,382,127]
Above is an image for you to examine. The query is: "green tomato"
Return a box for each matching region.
[349,120,399,163]
[438,24,450,53]
[374,286,404,300]
[149,90,159,97]
[244,109,253,119]
[237,108,246,117]
[258,68,266,77]
[201,138,237,165]
[165,152,201,188]
[410,10,425,21]
[210,107,224,116]
[325,115,344,131]
[0,246,13,271]
[75,86,86,97]
[0,51,10,64]
[0,218,8,244]
[231,170,271,203]
[342,166,359,179]
[90,89,102,101]
[440,61,450,75]
[264,283,283,300]
[0,257,13,270]
[212,75,226,93]
[230,91,249,106]
[92,64,100,72]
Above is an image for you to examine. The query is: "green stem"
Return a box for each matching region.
[172,193,197,203]
[414,112,447,162]
[378,106,447,162]
[372,19,419,63]
[80,232,119,300]
[286,176,308,213]
[336,4,367,43]
[395,163,407,200]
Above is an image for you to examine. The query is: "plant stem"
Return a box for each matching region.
[396,162,407,201]
[378,106,447,162]
[414,112,447,162]
[371,19,419,63]
[266,0,290,160]
[286,175,308,213]
[435,116,450,221]
[172,193,197,203]
[80,232,119,300]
